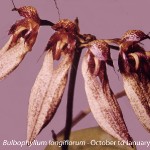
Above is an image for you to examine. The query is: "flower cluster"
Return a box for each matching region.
[0,5,149,146]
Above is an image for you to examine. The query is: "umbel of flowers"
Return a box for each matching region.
[0,5,149,147]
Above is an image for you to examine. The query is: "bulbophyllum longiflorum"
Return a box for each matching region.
[0,6,40,80]
[81,40,133,143]
[119,42,150,132]
[27,19,77,143]
[0,4,150,147]
[116,30,150,132]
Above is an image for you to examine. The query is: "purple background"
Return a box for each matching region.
[0,0,150,150]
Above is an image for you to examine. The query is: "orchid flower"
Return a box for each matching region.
[0,6,40,80]
[82,40,133,143]
[27,19,78,142]
[119,41,150,132]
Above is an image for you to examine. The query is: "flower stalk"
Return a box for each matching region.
[62,48,82,150]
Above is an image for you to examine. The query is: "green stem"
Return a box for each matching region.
[62,48,82,150]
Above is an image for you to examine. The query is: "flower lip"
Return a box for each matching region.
[88,40,110,61]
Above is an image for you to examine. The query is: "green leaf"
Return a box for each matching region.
[44,127,136,150]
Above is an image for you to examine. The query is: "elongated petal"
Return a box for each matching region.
[119,42,150,132]
[27,51,53,142]
[82,44,132,143]
[27,51,72,142]
[0,37,28,80]
[121,74,150,131]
